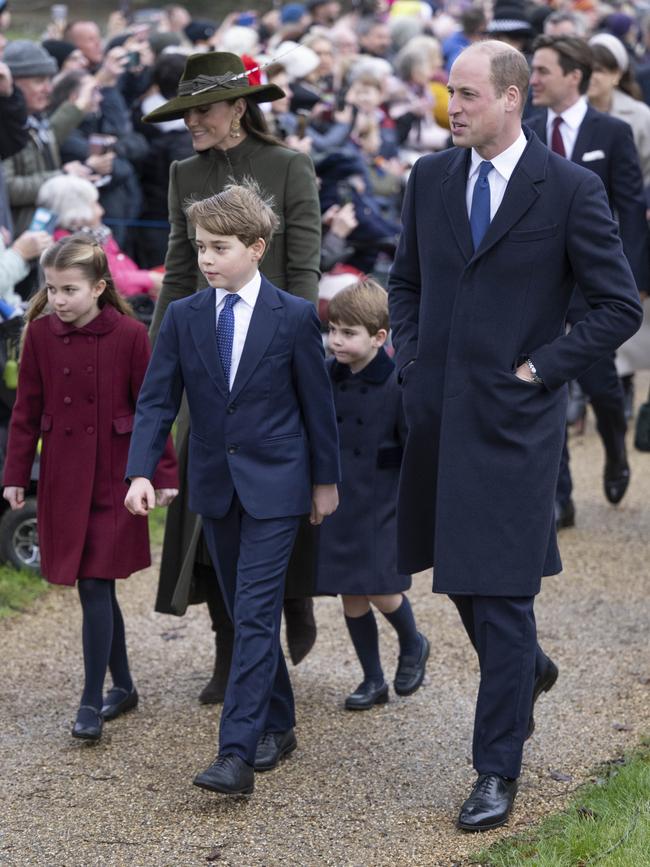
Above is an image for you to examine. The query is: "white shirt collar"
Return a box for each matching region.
[215,270,261,309]
[469,130,527,182]
[548,96,588,132]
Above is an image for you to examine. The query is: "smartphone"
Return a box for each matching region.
[126,51,140,70]
[51,4,68,24]
[28,207,57,234]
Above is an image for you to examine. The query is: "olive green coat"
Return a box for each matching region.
[152,136,322,615]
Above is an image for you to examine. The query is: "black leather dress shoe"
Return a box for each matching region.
[526,657,559,739]
[193,754,254,796]
[101,687,139,721]
[254,729,297,772]
[555,498,575,531]
[604,459,630,505]
[457,773,518,831]
[344,678,389,710]
[72,705,103,741]
[394,633,430,696]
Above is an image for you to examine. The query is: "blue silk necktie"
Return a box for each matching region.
[216,293,240,387]
[469,160,494,251]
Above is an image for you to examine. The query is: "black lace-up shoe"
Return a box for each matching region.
[457,773,518,831]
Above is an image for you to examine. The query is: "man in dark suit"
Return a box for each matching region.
[527,35,648,526]
[125,184,340,797]
[388,40,641,831]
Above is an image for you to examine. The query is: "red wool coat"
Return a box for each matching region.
[3,305,178,585]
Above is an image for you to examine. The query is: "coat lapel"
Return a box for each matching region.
[441,148,474,262]
[472,132,547,259]
[188,287,229,397]
[229,277,283,402]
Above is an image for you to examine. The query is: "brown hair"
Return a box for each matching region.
[590,43,643,100]
[238,97,285,147]
[26,234,133,325]
[532,34,593,93]
[185,179,280,247]
[328,277,389,334]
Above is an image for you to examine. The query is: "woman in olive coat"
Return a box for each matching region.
[144,51,323,702]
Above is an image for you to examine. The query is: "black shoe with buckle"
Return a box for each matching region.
[394,633,430,696]
[457,773,518,831]
[72,705,103,741]
[344,678,389,710]
[604,459,630,505]
[526,656,559,739]
[254,729,297,772]
[101,686,139,721]
[193,754,254,796]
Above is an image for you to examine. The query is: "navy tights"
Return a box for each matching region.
[77,579,132,710]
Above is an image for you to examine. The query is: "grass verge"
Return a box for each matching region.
[474,740,650,866]
[0,564,48,618]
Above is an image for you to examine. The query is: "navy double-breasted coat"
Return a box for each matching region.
[2,306,178,586]
[388,131,642,597]
[316,349,410,595]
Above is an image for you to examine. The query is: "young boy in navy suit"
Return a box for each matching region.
[124,182,340,797]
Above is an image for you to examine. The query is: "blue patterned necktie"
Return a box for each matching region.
[216,293,240,387]
[469,160,494,251]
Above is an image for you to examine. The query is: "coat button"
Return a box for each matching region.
[340,384,347,391]
[336,415,342,423]
[86,426,95,435]
[65,427,72,435]
[353,447,361,456]
[88,395,95,403]
[63,396,72,405]
[86,365,93,373]
[227,445,238,454]
[360,386,368,394]
[227,404,236,414]
[86,336,94,344]
[63,367,70,375]
[63,336,70,345]
[356,418,363,425]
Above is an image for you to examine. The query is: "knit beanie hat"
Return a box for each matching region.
[5,40,58,78]
[42,39,78,70]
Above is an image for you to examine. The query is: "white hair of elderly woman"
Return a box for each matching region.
[37,175,99,230]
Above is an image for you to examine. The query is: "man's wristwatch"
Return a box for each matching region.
[526,357,543,384]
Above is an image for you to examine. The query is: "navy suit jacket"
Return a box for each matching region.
[126,276,340,519]
[527,106,649,295]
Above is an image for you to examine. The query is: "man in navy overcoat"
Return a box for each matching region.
[388,40,642,831]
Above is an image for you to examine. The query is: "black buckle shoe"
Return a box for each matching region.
[526,657,559,739]
[254,729,297,772]
[193,754,254,796]
[101,687,139,721]
[457,773,518,831]
[72,705,103,741]
[604,460,630,505]
[344,679,389,711]
[394,633,430,696]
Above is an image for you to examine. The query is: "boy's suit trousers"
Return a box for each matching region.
[202,496,300,764]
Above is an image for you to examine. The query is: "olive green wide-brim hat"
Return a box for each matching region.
[142,51,285,123]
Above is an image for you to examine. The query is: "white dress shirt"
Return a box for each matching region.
[215,271,261,389]
[465,130,528,221]
[546,96,588,160]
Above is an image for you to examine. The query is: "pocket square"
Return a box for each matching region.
[582,149,605,162]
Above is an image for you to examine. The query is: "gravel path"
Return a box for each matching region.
[1,384,649,867]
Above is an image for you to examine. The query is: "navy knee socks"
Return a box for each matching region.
[77,579,132,711]
[382,595,420,657]
[345,610,384,683]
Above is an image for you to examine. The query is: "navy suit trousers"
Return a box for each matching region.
[202,498,300,764]
[556,352,627,507]
[449,594,542,779]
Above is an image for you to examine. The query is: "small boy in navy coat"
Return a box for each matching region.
[318,279,429,709]
[124,182,340,797]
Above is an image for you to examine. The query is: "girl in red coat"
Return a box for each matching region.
[2,235,178,743]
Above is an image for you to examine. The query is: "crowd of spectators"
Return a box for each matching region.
[2,0,650,301]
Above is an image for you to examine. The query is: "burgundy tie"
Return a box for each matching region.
[551,116,566,157]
